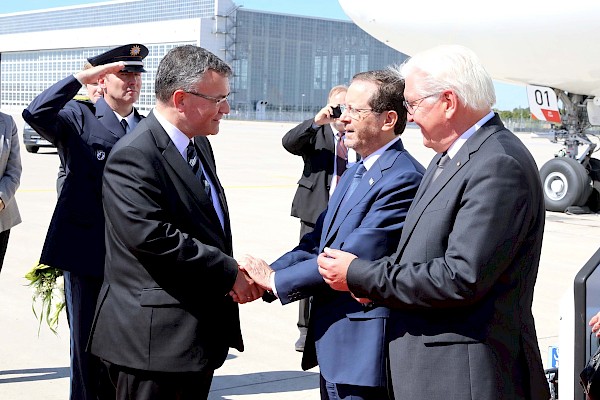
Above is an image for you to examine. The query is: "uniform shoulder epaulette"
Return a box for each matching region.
[72,96,95,112]
[73,95,91,102]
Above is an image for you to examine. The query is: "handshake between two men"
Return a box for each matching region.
[228,248,363,304]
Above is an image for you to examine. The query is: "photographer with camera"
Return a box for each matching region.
[282,85,358,351]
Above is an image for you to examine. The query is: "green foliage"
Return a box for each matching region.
[24,263,65,335]
[494,107,531,120]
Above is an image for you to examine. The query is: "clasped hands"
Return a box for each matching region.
[228,255,273,304]
[230,248,371,305]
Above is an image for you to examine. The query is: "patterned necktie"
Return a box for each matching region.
[120,119,129,134]
[341,162,367,206]
[432,152,451,182]
[335,131,348,183]
[186,140,212,198]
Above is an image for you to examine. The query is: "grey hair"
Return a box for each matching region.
[155,45,232,103]
[399,45,495,111]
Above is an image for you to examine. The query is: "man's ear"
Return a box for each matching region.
[382,110,398,132]
[443,90,458,118]
[173,90,187,112]
[98,76,107,90]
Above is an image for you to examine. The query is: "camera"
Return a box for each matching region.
[331,105,342,118]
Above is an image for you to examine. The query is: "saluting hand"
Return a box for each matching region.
[75,61,126,85]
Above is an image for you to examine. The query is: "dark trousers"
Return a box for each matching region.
[100,359,214,400]
[0,229,10,272]
[320,374,391,400]
[297,221,315,331]
[64,271,104,400]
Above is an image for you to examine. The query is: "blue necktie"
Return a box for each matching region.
[341,162,366,205]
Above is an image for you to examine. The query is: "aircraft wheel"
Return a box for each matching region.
[540,157,592,212]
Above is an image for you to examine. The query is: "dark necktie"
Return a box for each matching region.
[335,131,348,183]
[341,162,367,206]
[432,152,451,182]
[120,119,129,134]
[186,141,212,198]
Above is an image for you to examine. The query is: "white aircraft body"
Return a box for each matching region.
[338,2,600,399]
[339,0,600,98]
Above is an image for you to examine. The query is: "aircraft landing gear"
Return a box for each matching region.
[539,92,599,212]
[540,157,592,212]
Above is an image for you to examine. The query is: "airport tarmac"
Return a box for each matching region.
[1,111,600,399]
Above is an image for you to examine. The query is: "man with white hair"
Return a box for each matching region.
[318,45,550,399]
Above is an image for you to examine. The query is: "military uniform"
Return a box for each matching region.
[22,43,148,400]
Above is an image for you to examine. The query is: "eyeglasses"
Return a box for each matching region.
[403,93,441,115]
[185,90,229,105]
[339,105,378,120]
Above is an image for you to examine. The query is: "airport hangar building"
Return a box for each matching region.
[0,0,408,120]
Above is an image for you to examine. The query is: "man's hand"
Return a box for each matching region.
[314,103,341,126]
[317,247,357,292]
[238,255,273,291]
[75,62,126,85]
[590,311,600,337]
[229,266,264,304]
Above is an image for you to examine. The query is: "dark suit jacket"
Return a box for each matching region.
[22,75,143,277]
[282,119,336,225]
[89,111,242,373]
[347,115,550,399]
[271,139,424,387]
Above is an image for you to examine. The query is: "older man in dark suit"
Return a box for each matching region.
[318,45,550,400]
[23,43,148,400]
[88,45,261,400]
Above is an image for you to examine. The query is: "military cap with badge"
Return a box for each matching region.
[87,43,149,72]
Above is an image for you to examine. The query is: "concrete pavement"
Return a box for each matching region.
[1,111,599,399]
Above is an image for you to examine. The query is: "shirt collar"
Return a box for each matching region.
[331,124,344,140]
[114,110,135,126]
[361,136,401,171]
[446,110,494,159]
[153,109,191,158]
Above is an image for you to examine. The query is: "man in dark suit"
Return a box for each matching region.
[239,69,424,400]
[88,45,261,400]
[23,43,148,400]
[282,85,357,351]
[318,45,550,400]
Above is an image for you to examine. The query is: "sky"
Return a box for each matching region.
[1,0,529,110]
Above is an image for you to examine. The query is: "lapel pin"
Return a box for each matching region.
[369,178,374,185]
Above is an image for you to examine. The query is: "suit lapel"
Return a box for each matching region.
[323,124,335,151]
[396,115,505,256]
[322,139,404,247]
[146,113,228,241]
[95,98,125,141]
[321,162,357,241]
[194,136,232,236]
[411,153,443,205]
